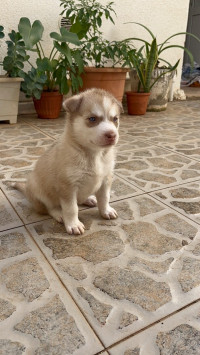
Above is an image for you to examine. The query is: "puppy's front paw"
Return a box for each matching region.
[101,206,118,220]
[65,220,85,235]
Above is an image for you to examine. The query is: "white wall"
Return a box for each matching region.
[1,0,62,71]
[1,0,190,91]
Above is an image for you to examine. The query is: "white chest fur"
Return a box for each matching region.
[76,148,115,203]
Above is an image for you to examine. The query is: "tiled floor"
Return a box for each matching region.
[1,100,200,354]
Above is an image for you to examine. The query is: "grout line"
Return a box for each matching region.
[115,171,200,195]
[0,224,24,233]
[105,297,200,351]
[148,192,200,227]
[119,134,200,164]
[1,188,24,225]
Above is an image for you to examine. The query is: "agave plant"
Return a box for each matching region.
[126,22,200,93]
[18,17,84,99]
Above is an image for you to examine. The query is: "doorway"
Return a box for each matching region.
[184,0,200,64]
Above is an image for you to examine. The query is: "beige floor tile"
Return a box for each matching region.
[115,146,200,192]
[0,138,54,172]
[1,100,200,352]
[109,299,200,354]
[27,194,200,346]
[0,123,49,144]
[151,180,200,224]
[0,226,104,354]
[0,190,23,231]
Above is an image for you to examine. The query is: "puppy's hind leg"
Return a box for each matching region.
[48,208,63,224]
[11,181,26,194]
[12,181,47,215]
[83,195,97,207]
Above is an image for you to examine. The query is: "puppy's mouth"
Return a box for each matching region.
[91,139,117,147]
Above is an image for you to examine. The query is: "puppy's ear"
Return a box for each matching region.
[111,96,124,114]
[63,94,83,113]
[117,100,124,114]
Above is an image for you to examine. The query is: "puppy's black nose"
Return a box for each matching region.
[105,131,116,140]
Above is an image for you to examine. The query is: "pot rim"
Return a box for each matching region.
[0,76,23,83]
[83,67,130,73]
[126,91,150,96]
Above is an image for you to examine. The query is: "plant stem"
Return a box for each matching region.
[38,41,45,58]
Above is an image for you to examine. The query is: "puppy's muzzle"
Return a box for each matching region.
[104,131,117,145]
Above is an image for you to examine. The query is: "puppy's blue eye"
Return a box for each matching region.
[113,117,118,122]
[89,117,96,122]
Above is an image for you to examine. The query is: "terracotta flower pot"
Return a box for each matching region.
[33,91,63,119]
[126,91,150,115]
[130,69,175,111]
[80,67,129,102]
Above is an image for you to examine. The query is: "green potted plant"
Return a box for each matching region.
[127,23,200,111]
[60,0,134,102]
[0,25,27,123]
[126,37,169,115]
[18,17,84,118]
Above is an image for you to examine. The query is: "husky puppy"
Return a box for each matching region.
[13,88,122,235]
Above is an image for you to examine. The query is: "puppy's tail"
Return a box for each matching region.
[11,181,27,195]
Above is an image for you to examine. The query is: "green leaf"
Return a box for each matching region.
[70,20,90,39]
[145,38,158,92]
[18,17,44,49]
[149,59,180,90]
[72,50,84,73]
[37,57,52,72]
[0,25,4,38]
[159,31,200,54]
[50,27,80,45]
[125,22,155,39]
[161,44,194,68]
[97,17,102,27]
[54,41,73,65]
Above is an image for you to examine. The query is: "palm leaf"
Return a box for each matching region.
[159,31,200,53]
[125,22,155,39]
[161,45,194,67]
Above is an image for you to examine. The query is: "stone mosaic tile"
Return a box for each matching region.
[20,115,67,139]
[1,100,200,352]
[27,194,200,347]
[0,226,103,354]
[156,140,200,162]
[0,138,54,172]
[0,339,26,354]
[111,175,143,201]
[109,298,200,355]
[117,134,152,151]
[0,190,23,232]
[0,169,50,224]
[0,123,48,144]
[115,145,200,192]
[120,101,200,146]
[151,180,200,224]
[20,111,66,124]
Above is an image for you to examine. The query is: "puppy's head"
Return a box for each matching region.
[63,89,122,150]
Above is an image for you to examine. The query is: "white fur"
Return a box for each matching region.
[14,89,121,235]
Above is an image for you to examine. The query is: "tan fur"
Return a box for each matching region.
[13,89,122,235]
